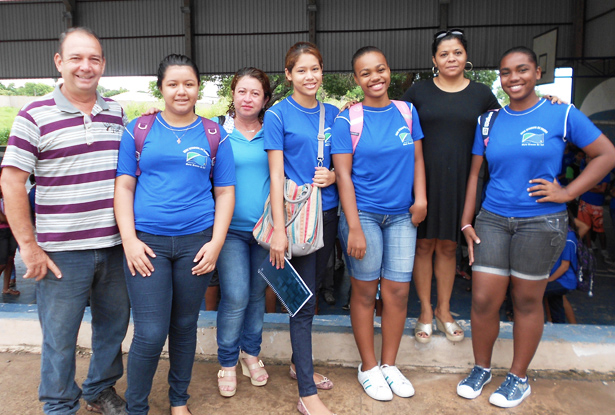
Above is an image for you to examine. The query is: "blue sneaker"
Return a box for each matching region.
[489,373,531,408]
[457,365,492,399]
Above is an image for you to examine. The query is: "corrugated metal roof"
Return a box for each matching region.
[0,0,606,78]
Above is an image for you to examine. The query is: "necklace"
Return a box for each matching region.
[171,129,189,144]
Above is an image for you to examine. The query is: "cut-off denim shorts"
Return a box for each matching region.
[338,210,416,283]
[472,208,567,280]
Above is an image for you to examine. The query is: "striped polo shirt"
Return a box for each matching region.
[2,85,127,252]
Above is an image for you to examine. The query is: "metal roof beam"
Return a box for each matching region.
[181,0,194,60]
[307,0,317,45]
[62,0,76,28]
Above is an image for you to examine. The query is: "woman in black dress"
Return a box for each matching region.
[401,29,499,343]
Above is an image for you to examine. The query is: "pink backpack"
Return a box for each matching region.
[348,100,413,153]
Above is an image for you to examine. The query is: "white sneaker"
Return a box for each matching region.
[357,364,393,401]
[380,364,415,398]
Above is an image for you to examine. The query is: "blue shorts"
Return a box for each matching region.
[338,210,416,283]
[472,209,567,280]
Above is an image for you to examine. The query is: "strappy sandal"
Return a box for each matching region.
[414,321,432,344]
[435,316,465,342]
[297,398,337,415]
[239,351,268,386]
[217,368,237,397]
[289,365,334,390]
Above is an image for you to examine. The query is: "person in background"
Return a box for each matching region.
[458,46,615,408]
[1,27,130,414]
[0,184,18,296]
[264,41,338,415]
[577,154,611,261]
[114,54,235,415]
[214,67,272,398]
[333,46,426,402]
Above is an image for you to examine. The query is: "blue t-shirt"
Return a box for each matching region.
[550,230,578,291]
[580,173,609,206]
[117,114,236,236]
[214,116,270,232]
[263,96,339,211]
[331,102,424,215]
[472,99,602,217]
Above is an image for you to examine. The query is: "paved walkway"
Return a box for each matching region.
[1,352,614,414]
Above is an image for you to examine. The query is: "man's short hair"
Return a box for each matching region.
[58,27,104,58]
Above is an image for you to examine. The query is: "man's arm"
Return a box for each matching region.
[0,167,61,280]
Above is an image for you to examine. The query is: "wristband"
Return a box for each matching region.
[461,224,473,232]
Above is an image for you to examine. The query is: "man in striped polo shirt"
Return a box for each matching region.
[1,28,129,415]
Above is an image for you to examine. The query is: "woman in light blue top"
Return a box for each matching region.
[214,67,272,398]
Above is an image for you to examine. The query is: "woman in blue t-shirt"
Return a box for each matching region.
[458,47,615,409]
[213,67,272,397]
[332,46,427,402]
[115,54,236,415]
[263,42,338,415]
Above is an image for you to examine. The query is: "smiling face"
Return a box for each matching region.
[159,65,200,117]
[353,51,391,106]
[232,75,269,121]
[54,31,105,97]
[432,38,467,79]
[499,52,541,110]
[285,52,322,102]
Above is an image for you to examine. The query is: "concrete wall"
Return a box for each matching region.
[2,304,614,374]
[0,95,37,109]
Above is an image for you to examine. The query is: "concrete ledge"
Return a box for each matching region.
[2,303,614,373]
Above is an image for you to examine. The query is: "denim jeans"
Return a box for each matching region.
[316,208,339,295]
[216,229,269,366]
[124,229,213,414]
[288,252,318,397]
[38,245,129,415]
[338,210,417,282]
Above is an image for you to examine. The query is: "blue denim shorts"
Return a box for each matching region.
[338,210,416,282]
[473,209,567,280]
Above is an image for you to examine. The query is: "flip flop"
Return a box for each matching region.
[2,289,20,296]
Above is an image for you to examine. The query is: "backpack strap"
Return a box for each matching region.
[479,109,500,155]
[133,114,157,176]
[348,101,413,154]
[317,102,325,166]
[201,117,221,179]
[391,100,413,132]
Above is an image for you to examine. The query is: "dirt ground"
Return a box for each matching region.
[1,351,614,414]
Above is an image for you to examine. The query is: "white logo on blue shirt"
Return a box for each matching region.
[521,126,548,147]
[184,147,210,169]
[396,127,413,146]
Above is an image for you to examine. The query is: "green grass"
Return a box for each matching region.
[0,107,18,145]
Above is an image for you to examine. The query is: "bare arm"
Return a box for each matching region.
[192,185,235,275]
[267,150,288,268]
[0,167,61,280]
[548,259,570,282]
[529,134,615,203]
[410,140,427,226]
[114,174,156,277]
[461,155,485,264]
[333,153,366,260]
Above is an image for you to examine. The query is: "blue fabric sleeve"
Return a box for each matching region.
[331,110,352,154]
[263,108,284,151]
[471,121,485,156]
[116,119,138,178]
[409,104,424,141]
[212,133,236,187]
[566,106,603,149]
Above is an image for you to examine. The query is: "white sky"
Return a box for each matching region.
[1,67,573,102]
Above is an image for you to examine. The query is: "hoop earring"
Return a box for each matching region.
[464,61,474,72]
[432,66,439,75]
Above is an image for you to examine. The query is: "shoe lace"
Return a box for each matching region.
[499,374,520,397]
[465,367,488,386]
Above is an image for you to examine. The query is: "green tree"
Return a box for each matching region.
[97,85,128,97]
[15,82,54,96]
[0,82,17,96]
